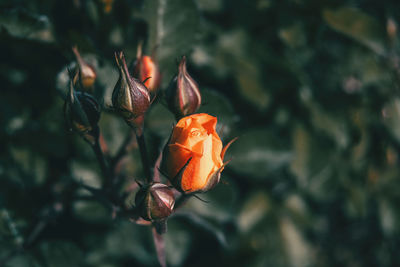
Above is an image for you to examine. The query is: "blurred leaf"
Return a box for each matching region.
[71,160,102,188]
[0,8,54,42]
[227,129,293,179]
[290,125,336,198]
[164,220,192,266]
[279,24,307,49]
[323,7,386,55]
[198,89,238,138]
[182,180,238,222]
[147,103,176,137]
[234,55,270,111]
[73,200,110,223]
[103,222,154,264]
[237,191,271,233]
[38,241,84,267]
[279,215,313,267]
[141,0,202,83]
[383,98,400,143]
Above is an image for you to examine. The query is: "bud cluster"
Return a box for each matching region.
[61,46,234,233]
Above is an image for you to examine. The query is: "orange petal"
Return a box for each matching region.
[181,135,217,192]
[167,143,193,178]
[211,134,223,167]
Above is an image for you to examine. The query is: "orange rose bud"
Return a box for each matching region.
[112,51,151,134]
[72,46,97,93]
[134,183,175,221]
[167,56,201,118]
[133,55,161,94]
[162,113,232,193]
[64,80,100,144]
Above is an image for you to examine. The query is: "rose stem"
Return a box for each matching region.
[92,136,112,188]
[111,129,135,170]
[135,131,152,184]
[152,227,166,267]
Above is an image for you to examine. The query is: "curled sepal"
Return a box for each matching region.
[168,157,192,193]
[64,81,100,144]
[134,183,175,222]
[198,160,230,193]
[112,51,151,135]
[221,137,238,161]
[167,56,201,119]
[72,46,97,93]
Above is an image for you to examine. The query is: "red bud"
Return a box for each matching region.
[72,46,97,93]
[112,51,151,134]
[134,183,175,221]
[167,56,201,119]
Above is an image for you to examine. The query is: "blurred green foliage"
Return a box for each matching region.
[1,0,400,266]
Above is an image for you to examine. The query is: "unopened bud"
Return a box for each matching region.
[101,0,114,13]
[387,18,397,43]
[134,183,175,221]
[133,55,161,93]
[72,46,97,93]
[112,51,151,134]
[167,56,201,118]
[64,81,100,144]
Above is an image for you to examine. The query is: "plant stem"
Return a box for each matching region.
[92,138,111,188]
[135,131,152,183]
[152,227,166,267]
[111,129,135,170]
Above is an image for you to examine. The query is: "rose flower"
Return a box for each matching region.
[162,113,234,193]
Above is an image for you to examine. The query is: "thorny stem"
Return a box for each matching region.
[135,130,152,183]
[92,137,112,188]
[111,129,135,171]
[152,227,166,267]
[0,206,59,267]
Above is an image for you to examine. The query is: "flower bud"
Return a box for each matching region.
[112,51,151,133]
[64,81,100,144]
[132,45,161,94]
[72,46,97,93]
[387,17,397,43]
[101,0,114,13]
[134,183,175,221]
[167,56,201,118]
[161,113,235,193]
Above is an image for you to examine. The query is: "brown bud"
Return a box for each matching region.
[72,46,97,93]
[64,81,100,144]
[134,183,175,221]
[167,56,201,118]
[112,51,151,134]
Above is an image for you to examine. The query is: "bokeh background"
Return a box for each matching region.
[2,0,400,266]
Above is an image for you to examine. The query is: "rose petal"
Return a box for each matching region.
[211,134,223,167]
[175,119,207,150]
[181,135,217,192]
[167,143,193,178]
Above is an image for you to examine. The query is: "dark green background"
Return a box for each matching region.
[1,0,400,266]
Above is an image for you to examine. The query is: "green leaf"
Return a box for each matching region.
[323,7,386,55]
[227,129,293,179]
[198,89,237,138]
[0,8,54,42]
[38,241,84,267]
[141,0,202,83]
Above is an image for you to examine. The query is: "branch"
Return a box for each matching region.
[152,227,166,267]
